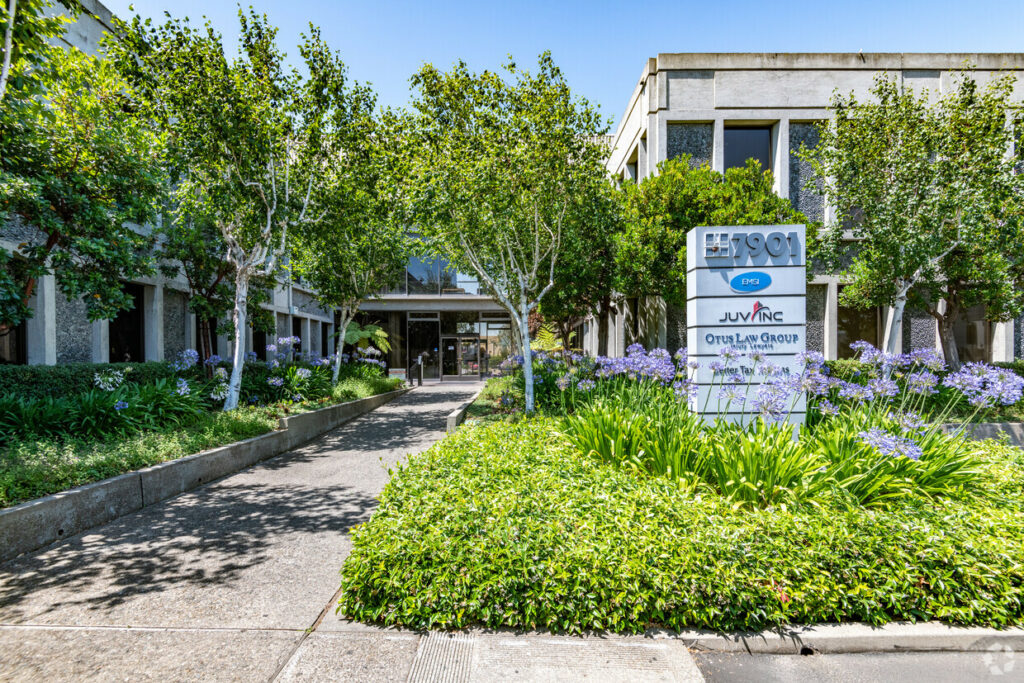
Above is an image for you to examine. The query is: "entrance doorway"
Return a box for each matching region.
[442,336,481,379]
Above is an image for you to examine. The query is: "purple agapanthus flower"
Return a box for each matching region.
[858,427,922,460]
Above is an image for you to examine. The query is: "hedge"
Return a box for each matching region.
[339,419,1024,633]
[0,361,175,400]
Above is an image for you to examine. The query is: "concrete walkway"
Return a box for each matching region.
[0,382,704,682]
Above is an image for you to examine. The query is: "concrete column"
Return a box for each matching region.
[992,321,1013,363]
[712,118,725,173]
[185,312,196,352]
[824,280,839,360]
[26,273,57,365]
[311,320,322,356]
[301,317,311,357]
[773,119,790,199]
[143,283,164,362]
[91,320,109,363]
[217,319,229,361]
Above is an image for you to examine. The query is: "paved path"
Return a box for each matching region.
[0,382,704,682]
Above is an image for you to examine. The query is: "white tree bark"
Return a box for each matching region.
[222,272,250,411]
[332,305,355,384]
[518,299,535,413]
[0,0,17,105]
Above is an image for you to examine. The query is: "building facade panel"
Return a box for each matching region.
[55,287,92,364]
[666,123,713,167]
[163,289,188,360]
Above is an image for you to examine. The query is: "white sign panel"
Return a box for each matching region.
[688,267,806,298]
[686,224,806,424]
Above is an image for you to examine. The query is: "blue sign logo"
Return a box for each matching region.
[730,272,771,293]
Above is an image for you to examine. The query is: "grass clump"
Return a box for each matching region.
[339,419,1024,633]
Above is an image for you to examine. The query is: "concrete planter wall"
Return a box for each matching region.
[0,388,409,564]
[943,421,1024,448]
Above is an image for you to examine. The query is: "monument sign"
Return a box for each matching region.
[685,224,807,423]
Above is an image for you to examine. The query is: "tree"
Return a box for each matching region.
[291,110,410,383]
[0,45,165,333]
[0,0,80,106]
[537,179,621,352]
[155,218,274,366]
[407,53,609,412]
[616,156,806,307]
[111,11,366,409]
[801,73,1024,369]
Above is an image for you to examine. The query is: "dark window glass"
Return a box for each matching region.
[321,323,330,358]
[837,288,879,359]
[253,329,267,361]
[0,319,26,365]
[955,304,992,363]
[109,283,145,362]
[408,319,439,379]
[724,127,772,172]
[407,257,441,295]
[292,317,303,353]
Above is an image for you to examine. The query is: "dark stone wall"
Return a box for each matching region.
[666,302,686,354]
[1014,315,1024,360]
[55,288,92,363]
[902,308,936,353]
[789,123,824,222]
[806,284,826,354]
[163,289,188,360]
[667,123,713,168]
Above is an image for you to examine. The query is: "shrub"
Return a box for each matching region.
[0,361,176,400]
[339,419,1024,633]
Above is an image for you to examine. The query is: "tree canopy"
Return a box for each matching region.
[405,52,611,411]
[616,156,806,307]
[801,73,1024,368]
[0,45,165,329]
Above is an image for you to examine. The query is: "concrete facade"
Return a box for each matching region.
[591,53,1024,361]
[1,1,335,367]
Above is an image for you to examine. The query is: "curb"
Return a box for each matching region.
[0,387,410,564]
[648,622,1024,654]
[446,385,486,433]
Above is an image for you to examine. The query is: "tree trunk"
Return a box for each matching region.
[519,299,535,413]
[884,294,907,356]
[332,307,354,384]
[557,320,573,352]
[222,273,249,411]
[936,295,963,371]
[597,296,610,357]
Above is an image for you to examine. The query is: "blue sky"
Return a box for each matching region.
[102,0,1024,127]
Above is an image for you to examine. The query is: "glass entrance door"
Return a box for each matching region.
[442,336,480,378]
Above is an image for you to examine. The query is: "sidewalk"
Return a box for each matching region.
[0,382,705,682]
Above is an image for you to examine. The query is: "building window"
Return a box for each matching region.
[955,304,992,363]
[836,287,880,359]
[109,283,145,363]
[292,317,303,353]
[0,320,27,365]
[321,323,330,358]
[724,127,772,172]
[407,256,441,295]
[253,328,267,361]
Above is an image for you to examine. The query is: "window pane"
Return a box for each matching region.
[724,127,771,172]
[407,257,440,295]
[837,289,879,359]
[955,304,991,362]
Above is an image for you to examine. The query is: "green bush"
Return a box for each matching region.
[1,408,277,507]
[0,361,175,400]
[339,419,1024,633]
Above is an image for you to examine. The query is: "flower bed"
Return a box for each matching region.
[340,341,1024,632]
[0,338,402,507]
[339,419,1024,633]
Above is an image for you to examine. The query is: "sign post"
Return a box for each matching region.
[685,224,806,424]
